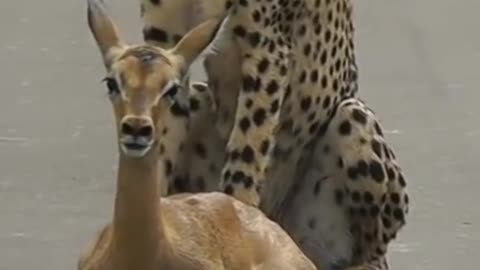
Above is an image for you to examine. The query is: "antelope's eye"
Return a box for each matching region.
[103,77,120,96]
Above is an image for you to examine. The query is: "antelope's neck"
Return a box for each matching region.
[112,151,168,265]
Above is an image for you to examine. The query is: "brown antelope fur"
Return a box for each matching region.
[78,1,317,270]
[139,1,410,269]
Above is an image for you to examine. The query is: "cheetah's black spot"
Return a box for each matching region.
[239,0,248,7]
[300,97,312,112]
[232,171,246,183]
[253,108,267,126]
[351,191,361,203]
[347,167,358,180]
[260,140,270,155]
[357,160,368,177]
[248,32,261,47]
[374,121,384,136]
[244,176,254,188]
[159,143,165,155]
[386,167,395,181]
[143,27,168,43]
[310,70,319,83]
[364,192,374,204]
[371,139,382,158]
[233,26,247,37]
[252,10,261,22]
[320,50,327,65]
[298,24,307,36]
[385,204,392,215]
[303,43,312,56]
[241,146,255,163]
[390,192,400,204]
[266,80,279,95]
[398,173,407,187]
[245,98,253,108]
[338,120,352,135]
[322,95,331,109]
[370,205,380,217]
[257,58,270,74]
[382,217,392,229]
[299,70,307,83]
[239,117,251,133]
[369,161,385,183]
[270,99,280,113]
[230,150,240,161]
[337,157,344,168]
[242,75,255,92]
[309,121,319,134]
[352,108,367,125]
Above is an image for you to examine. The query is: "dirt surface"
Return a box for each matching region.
[0,1,478,269]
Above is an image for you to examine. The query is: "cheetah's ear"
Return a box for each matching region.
[170,15,229,68]
[87,0,124,68]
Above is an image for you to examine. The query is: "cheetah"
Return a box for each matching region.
[139,0,409,269]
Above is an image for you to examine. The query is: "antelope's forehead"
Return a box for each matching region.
[112,46,176,93]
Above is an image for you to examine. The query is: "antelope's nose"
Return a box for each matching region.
[120,116,154,138]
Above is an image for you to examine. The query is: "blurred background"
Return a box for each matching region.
[0,1,478,269]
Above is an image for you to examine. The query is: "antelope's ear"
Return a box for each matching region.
[87,0,124,67]
[170,15,228,68]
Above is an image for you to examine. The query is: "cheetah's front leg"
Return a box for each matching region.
[219,5,290,206]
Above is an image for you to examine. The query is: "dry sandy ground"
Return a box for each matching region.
[0,1,478,269]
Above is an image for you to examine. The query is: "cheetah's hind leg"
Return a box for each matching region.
[279,98,409,270]
[315,98,409,269]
